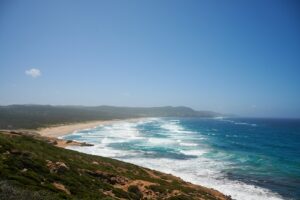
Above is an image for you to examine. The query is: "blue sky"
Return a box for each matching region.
[0,0,300,118]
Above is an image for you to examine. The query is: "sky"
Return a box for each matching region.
[0,0,300,118]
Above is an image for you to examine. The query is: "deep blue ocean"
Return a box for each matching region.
[63,117,300,200]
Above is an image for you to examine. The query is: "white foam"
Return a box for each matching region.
[160,119,195,134]
[147,138,175,145]
[180,149,207,156]
[234,122,257,127]
[161,122,183,133]
[123,157,284,200]
[214,116,224,120]
[214,117,258,128]
[179,142,198,147]
[63,118,284,200]
[67,145,140,158]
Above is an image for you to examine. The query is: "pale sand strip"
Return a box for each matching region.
[39,118,144,138]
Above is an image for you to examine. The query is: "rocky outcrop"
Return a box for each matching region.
[52,182,71,195]
[46,160,69,174]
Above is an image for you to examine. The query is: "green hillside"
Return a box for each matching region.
[0,105,221,129]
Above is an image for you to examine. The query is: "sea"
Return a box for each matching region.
[62,117,300,200]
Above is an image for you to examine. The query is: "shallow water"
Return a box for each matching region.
[63,117,300,200]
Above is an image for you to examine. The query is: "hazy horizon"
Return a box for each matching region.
[1,104,300,119]
[1,0,300,118]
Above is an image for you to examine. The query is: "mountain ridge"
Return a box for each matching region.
[0,105,222,129]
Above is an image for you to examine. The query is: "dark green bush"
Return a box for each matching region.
[128,185,143,199]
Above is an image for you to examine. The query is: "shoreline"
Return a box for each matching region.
[38,118,145,138]
[0,129,231,200]
[36,118,283,200]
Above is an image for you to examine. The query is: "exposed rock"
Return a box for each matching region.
[10,149,31,157]
[124,180,157,199]
[83,169,128,185]
[50,140,58,145]
[92,161,99,165]
[52,182,71,195]
[46,160,69,174]
[80,142,94,147]
[21,168,28,173]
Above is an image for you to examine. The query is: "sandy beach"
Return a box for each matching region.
[39,118,143,138]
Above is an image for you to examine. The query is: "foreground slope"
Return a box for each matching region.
[0,131,230,200]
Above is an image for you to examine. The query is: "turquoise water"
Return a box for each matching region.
[63,118,300,200]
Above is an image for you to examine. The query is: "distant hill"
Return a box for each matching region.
[0,105,222,129]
